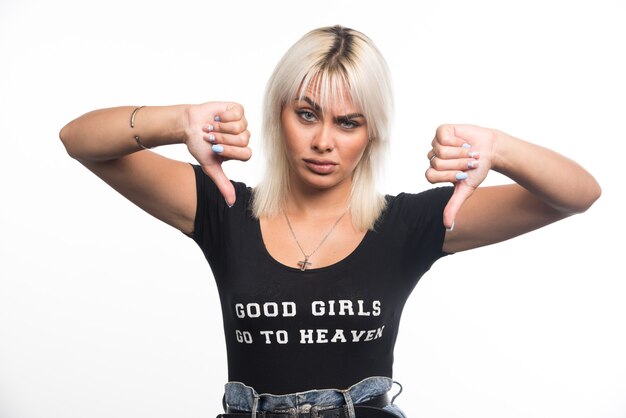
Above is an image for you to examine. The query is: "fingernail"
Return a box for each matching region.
[462,143,471,149]
[468,151,480,158]
[446,221,455,232]
[212,144,224,153]
[468,160,479,169]
[214,115,221,122]
[208,134,216,143]
[455,172,468,180]
[227,203,234,208]
[206,124,214,132]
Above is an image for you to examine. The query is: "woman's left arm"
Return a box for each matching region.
[425,124,602,253]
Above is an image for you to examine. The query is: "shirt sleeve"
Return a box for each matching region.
[188,164,248,258]
[389,186,455,280]
[415,186,455,258]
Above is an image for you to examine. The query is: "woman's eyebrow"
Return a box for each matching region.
[299,96,365,120]
[300,96,322,111]
[336,113,365,120]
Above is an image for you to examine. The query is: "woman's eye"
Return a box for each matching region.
[339,119,359,129]
[297,110,317,122]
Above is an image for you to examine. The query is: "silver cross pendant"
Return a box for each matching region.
[298,256,312,271]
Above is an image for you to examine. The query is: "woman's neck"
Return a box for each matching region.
[285,177,352,219]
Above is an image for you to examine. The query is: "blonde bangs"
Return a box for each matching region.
[297,67,352,114]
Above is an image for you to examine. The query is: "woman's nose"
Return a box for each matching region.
[311,122,335,152]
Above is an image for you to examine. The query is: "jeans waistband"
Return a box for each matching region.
[224,376,400,418]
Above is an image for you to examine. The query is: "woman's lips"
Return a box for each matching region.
[303,158,338,174]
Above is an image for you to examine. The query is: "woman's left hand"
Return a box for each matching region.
[425,124,497,229]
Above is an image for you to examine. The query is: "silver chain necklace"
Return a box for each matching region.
[283,207,350,271]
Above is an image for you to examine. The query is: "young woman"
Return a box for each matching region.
[59,25,600,418]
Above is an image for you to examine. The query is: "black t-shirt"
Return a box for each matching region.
[190,164,454,394]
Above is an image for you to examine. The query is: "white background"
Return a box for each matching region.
[1,1,624,417]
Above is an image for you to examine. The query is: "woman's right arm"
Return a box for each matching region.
[59,102,251,236]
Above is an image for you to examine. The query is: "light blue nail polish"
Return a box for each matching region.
[468,151,478,158]
[455,172,468,180]
[462,143,471,149]
[208,134,216,143]
[212,144,224,153]
[214,115,221,122]
[207,124,214,132]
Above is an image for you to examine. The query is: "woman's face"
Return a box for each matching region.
[281,87,370,192]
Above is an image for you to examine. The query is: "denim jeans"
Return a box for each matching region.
[223,376,406,418]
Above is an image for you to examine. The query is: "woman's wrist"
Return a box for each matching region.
[180,104,196,146]
[134,105,189,148]
[488,129,516,176]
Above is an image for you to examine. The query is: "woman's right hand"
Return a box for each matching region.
[183,102,252,207]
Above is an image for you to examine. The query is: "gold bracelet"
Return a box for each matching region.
[130,106,151,150]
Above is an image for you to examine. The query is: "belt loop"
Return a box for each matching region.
[250,392,260,418]
[341,389,356,418]
[391,381,403,404]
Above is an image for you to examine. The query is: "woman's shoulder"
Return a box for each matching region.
[385,186,454,207]
[191,163,251,192]
[379,186,454,226]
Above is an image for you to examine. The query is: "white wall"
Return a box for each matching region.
[0,1,624,417]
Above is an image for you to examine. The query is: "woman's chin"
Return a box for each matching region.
[294,172,351,192]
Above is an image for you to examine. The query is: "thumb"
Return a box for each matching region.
[201,163,236,207]
[443,183,475,230]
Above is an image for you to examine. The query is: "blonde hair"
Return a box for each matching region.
[252,25,393,231]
